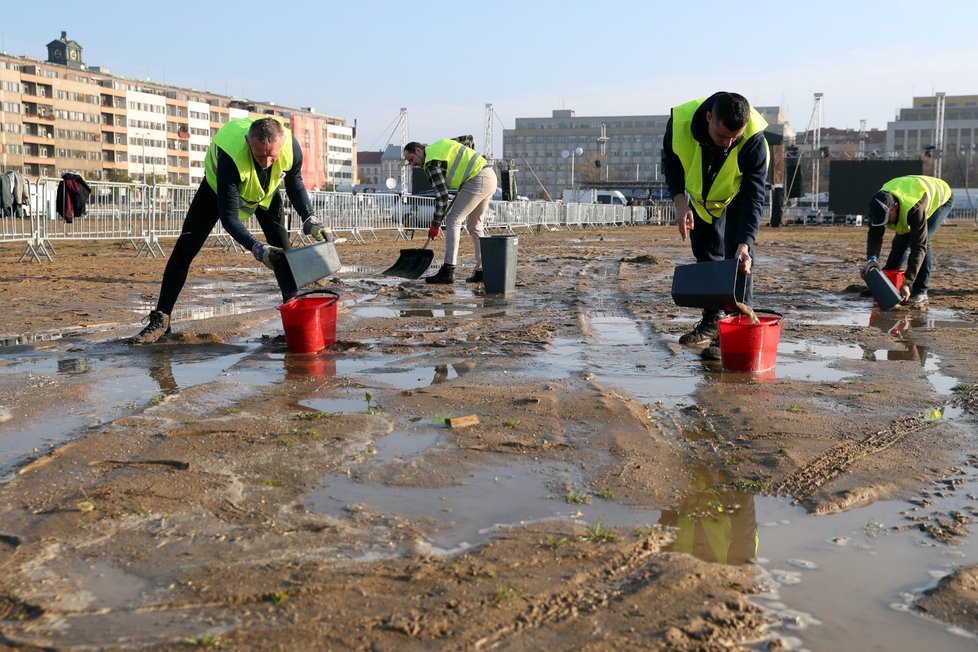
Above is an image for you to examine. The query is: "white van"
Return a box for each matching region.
[561,189,628,205]
[594,190,628,206]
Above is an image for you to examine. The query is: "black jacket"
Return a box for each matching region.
[56,172,92,222]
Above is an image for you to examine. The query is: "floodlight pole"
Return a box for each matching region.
[812,93,823,211]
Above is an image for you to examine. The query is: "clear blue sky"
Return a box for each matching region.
[3,0,977,153]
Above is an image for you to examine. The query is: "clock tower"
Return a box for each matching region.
[46,31,84,69]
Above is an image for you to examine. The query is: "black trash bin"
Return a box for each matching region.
[480,235,518,295]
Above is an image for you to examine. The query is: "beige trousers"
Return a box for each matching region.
[443,167,497,269]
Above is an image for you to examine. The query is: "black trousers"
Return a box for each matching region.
[155,181,295,315]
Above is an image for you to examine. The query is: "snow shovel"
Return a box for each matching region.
[382,237,435,279]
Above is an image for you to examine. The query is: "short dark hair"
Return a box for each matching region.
[248,117,284,143]
[712,92,750,131]
[403,142,424,153]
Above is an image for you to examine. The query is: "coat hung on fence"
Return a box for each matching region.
[7,171,30,217]
[0,170,13,213]
[56,172,92,223]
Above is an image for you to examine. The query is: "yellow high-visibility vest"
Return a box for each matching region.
[424,139,487,189]
[671,98,768,223]
[880,175,952,235]
[204,117,294,221]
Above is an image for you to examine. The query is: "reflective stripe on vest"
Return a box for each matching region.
[424,139,487,190]
[671,98,769,223]
[881,175,952,235]
[204,117,294,221]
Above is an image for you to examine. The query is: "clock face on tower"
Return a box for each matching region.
[53,49,63,59]
[69,49,78,61]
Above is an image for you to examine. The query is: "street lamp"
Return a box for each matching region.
[963,144,976,209]
[561,147,584,188]
[132,131,152,184]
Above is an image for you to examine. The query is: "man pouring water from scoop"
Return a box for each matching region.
[662,91,770,360]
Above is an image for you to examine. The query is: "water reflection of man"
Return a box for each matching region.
[658,469,758,565]
[866,311,926,365]
[147,353,178,395]
[431,361,476,385]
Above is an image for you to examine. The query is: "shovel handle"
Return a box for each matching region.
[421,237,433,251]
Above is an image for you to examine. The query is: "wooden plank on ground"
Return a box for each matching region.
[447,415,480,429]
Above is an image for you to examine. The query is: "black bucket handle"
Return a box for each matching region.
[280,288,340,309]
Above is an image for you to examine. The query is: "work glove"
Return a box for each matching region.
[428,222,442,240]
[860,256,879,279]
[252,242,285,270]
[302,216,334,242]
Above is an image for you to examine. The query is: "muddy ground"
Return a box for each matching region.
[1,224,978,649]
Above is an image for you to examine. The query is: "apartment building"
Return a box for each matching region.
[502,106,790,200]
[0,32,355,189]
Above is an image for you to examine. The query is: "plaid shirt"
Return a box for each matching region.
[424,161,451,225]
[424,135,474,226]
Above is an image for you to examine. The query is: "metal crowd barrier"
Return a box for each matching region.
[0,176,48,262]
[36,178,153,258]
[11,179,716,264]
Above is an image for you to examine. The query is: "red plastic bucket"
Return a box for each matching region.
[882,269,905,290]
[717,311,784,373]
[278,290,339,354]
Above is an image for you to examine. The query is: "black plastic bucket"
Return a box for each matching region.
[671,259,745,311]
[864,267,902,311]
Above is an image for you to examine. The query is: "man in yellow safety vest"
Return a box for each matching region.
[132,117,332,344]
[861,175,953,308]
[403,136,498,284]
[662,92,770,360]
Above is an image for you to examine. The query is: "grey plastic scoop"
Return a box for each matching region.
[284,241,342,288]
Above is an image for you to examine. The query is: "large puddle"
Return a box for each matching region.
[1,289,976,649]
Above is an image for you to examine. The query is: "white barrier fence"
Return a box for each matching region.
[3,179,679,262]
[10,179,974,263]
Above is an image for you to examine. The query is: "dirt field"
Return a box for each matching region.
[1,223,977,649]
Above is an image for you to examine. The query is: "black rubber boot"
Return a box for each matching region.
[426,264,455,285]
[465,270,483,283]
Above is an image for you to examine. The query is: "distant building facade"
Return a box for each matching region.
[0,32,355,188]
[792,127,887,159]
[356,150,383,187]
[887,94,978,187]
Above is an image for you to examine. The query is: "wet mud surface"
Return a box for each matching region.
[1,225,978,649]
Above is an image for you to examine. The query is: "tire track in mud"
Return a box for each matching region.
[471,534,663,649]
[778,382,978,504]
[775,413,939,503]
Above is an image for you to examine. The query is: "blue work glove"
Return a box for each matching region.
[302,216,334,242]
[252,242,285,270]
[860,255,879,279]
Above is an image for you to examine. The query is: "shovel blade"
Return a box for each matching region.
[382,248,435,280]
